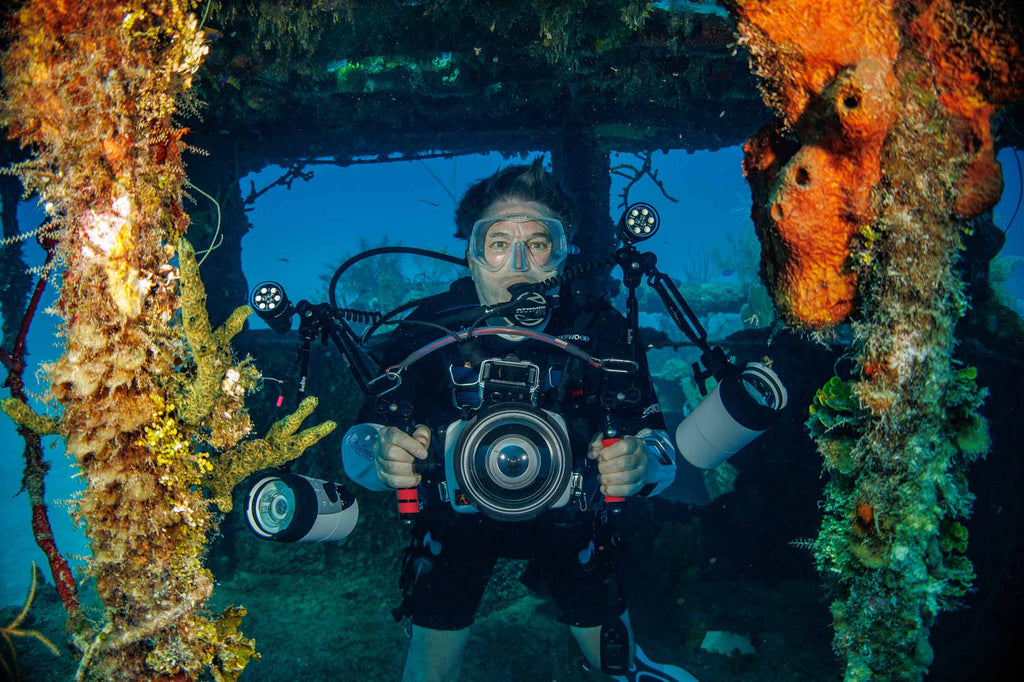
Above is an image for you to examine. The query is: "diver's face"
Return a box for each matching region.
[468,200,559,305]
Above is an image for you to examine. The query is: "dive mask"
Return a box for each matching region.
[469,214,571,273]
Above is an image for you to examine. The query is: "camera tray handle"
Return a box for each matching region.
[374,396,424,524]
[601,436,626,509]
[599,384,642,513]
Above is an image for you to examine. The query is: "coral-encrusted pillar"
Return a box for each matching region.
[0,3,254,680]
[734,0,1021,679]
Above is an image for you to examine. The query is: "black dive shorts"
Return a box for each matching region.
[401,515,622,631]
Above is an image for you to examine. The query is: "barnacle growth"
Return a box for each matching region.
[0,2,335,680]
[735,0,1020,679]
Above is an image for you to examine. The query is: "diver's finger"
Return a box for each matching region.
[600,467,644,496]
[597,436,641,462]
[597,453,642,475]
[378,457,418,476]
[376,470,421,490]
[375,426,397,455]
[411,424,432,451]
[385,428,429,460]
[601,480,642,498]
[379,443,416,465]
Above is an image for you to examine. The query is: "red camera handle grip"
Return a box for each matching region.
[393,426,424,522]
[396,487,420,520]
[396,451,427,522]
[602,438,626,507]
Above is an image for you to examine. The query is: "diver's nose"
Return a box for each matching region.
[509,241,530,271]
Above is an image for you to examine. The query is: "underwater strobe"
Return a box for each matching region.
[675,362,788,469]
[246,472,359,543]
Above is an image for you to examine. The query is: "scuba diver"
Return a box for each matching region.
[341,160,700,682]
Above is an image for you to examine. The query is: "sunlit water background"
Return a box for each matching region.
[2,145,1022,611]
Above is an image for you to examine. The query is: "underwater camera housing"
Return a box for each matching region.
[440,357,578,522]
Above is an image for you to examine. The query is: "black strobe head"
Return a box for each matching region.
[250,281,295,334]
[618,203,660,244]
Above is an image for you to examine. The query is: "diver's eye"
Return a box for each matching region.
[528,240,551,252]
[488,240,508,251]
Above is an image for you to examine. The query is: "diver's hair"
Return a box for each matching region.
[454,157,576,241]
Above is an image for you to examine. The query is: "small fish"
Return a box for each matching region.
[721,269,733,277]
[277,257,290,262]
[419,199,440,207]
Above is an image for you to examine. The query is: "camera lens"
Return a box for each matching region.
[453,405,572,521]
[486,435,540,490]
[497,445,529,478]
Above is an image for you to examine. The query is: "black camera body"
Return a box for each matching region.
[439,357,587,521]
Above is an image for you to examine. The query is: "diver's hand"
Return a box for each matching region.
[588,433,647,498]
[374,424,430,489]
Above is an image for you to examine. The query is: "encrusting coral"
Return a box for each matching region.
[0,398,60,436]
[175,238,259,448]
[0,2,335,680]
[204,393,335,513]
[735,0,1021,679]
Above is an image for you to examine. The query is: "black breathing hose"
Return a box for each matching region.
[327,246,467,310]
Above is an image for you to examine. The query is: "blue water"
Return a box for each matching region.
[2,145,1022,608]
[239,148,758,332]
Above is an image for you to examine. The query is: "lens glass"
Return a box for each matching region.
[741,373,778,408]
[496,444,529,479]
[485,434,541,489]
[454,406,572,521]
[254,479,295,534]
